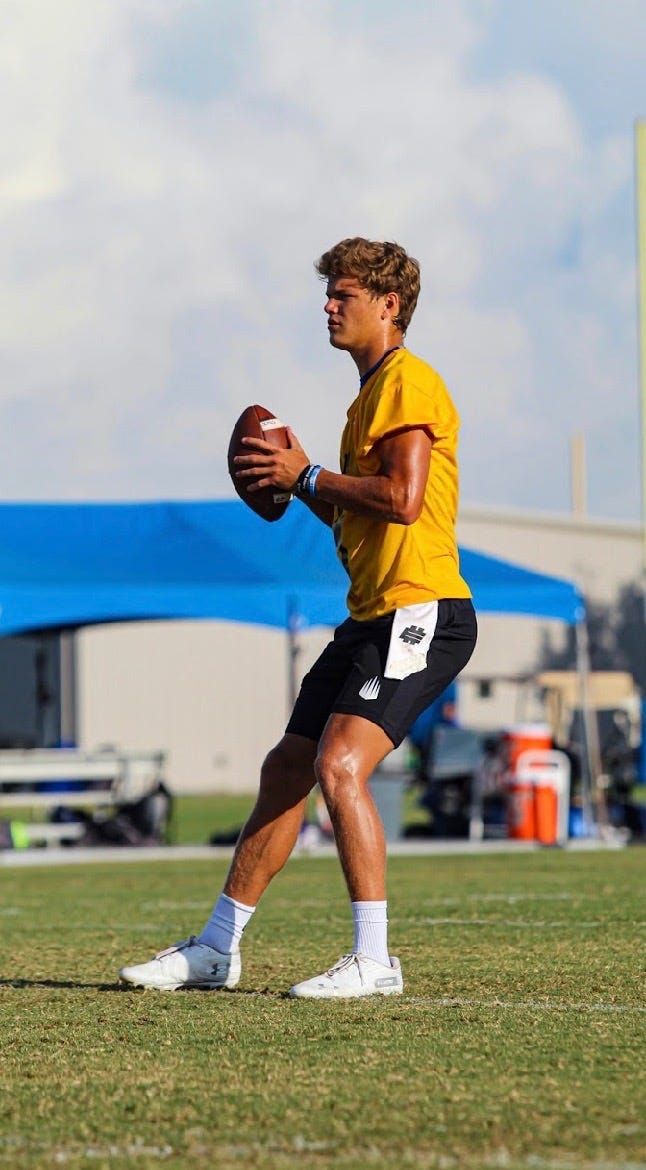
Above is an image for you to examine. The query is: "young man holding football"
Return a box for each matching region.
[120,237,477,999]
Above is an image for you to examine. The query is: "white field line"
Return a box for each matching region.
[109,923,166,932]
[425,918,604,928]
[28,917,620,935]
[140,900,209,911]
[406,996,646,1014]
[2,1140,643,1170]
[425,892,579,905]
[54,1142,173,1162]
[31,922,169,933]
[0,1139,175,1164]
[0,837,626,868]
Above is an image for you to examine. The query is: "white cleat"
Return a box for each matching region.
[119,936,241,991]
[288,953,403,999]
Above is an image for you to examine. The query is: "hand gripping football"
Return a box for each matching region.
[227,404,292,522]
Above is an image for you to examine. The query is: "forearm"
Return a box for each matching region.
[235,429,430,527]
[314,468,415,525]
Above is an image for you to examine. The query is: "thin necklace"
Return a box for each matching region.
[359,345,402,388]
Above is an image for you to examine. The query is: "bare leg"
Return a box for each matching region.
[224,733,317,906]
[315,714,394,902]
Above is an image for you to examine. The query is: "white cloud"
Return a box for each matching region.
[0,0,639,521]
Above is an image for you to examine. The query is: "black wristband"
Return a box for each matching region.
[295,465,313,496]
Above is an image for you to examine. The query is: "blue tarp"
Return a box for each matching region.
[0,499,584,636]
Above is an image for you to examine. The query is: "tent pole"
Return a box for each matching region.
[574,616,607,833]
[59,630,77,747]
[287,598,302,715]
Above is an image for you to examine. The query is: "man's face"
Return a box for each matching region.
[324,275,386,352]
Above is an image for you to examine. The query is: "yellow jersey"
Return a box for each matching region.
[333,348,471,620]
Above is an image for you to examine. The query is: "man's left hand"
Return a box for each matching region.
[234,428,310,493]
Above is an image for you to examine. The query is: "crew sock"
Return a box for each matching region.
[199,893,255,954]
[351,900,389,967]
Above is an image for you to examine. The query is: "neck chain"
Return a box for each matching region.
[359,345,402,388]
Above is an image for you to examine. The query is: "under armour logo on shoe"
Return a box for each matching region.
[359,676,381,700]
[399,625,426,645]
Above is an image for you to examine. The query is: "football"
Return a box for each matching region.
[227,404,292,522]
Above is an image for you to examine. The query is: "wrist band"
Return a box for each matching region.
[296,464,323,497]
[295,465,312,496]
[307,465,323,496]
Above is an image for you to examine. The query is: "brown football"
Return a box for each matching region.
[227,404,292,522]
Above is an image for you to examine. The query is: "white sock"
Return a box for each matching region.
[352,900,389,966]
[198,893,255,954]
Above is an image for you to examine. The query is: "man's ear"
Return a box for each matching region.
[384,291,400,320]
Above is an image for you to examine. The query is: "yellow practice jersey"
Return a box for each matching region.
[334,347,471,620]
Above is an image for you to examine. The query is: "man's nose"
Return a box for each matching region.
[324,298,336,315]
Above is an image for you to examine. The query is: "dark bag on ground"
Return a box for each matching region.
[51,782,173,847]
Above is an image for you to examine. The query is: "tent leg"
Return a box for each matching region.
[60,630,77,747]
[574,617,607,834]
[287,599,302,716]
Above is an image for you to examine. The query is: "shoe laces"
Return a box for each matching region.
[325,954,358,978]
[154,935,197,961]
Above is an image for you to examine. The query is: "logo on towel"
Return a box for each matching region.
[399,625,426,645]
[359,677,381,701]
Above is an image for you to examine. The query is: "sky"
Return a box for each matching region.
[0,0,643,520]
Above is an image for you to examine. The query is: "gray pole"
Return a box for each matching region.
[287,598,301,715]
[59,630,77,746]
[574,617,606,833]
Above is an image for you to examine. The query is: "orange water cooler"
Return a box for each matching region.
[533,776,560,845]
[505,726,571,846]
[505,723,553,770]
[504,724,553,841]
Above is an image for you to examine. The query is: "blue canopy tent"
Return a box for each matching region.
[0,498,583,635]
[0,498,599,828]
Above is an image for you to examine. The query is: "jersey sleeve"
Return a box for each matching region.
[359,375,458,457]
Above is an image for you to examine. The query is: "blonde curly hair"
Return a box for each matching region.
[315,237,421,334]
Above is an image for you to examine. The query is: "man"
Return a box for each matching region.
[120,237,477,999]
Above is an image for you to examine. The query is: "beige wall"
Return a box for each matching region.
[76,508,642,792]
[77,620,333,794]
[77,621,289,793]
[456,507,641,730]
[458,507,641,603]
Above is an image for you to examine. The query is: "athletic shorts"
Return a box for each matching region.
[286,598,477,748]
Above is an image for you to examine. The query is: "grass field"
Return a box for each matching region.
[1,848,644,1170]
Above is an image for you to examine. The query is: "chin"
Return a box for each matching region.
[328,333,350,350]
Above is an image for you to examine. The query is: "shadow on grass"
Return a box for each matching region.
[0,978,285,996]
[0,978,127,990]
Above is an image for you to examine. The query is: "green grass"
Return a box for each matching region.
[171,793,256,845]
[1,850,644,1170]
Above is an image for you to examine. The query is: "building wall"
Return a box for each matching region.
[456,507,641,730]
[76,508,642,793]
[77,621,290,794]
[458,507,640,602]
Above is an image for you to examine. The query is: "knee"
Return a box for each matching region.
[259,741,313,801]
[315,749,361,811]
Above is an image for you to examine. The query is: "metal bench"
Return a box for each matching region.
[0,748,166,846]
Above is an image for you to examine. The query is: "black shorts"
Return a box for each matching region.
[286,598,477,748]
